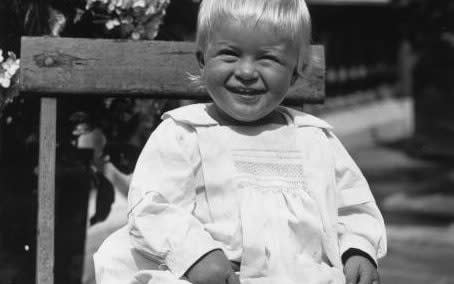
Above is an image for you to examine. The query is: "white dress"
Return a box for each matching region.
[94,103,387,284]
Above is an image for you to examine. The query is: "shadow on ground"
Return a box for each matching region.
[351,139,454,284]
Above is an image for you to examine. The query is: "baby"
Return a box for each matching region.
[94,0,387,283]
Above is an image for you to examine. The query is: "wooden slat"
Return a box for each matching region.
[306,0,392,6]
[19,37,324,103]
[36,98,57,284]
[308,0,390,4]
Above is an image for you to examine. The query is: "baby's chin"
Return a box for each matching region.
[209,103,285,125]
[227,110,285,126]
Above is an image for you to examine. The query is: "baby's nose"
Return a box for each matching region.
[234,59,258,82]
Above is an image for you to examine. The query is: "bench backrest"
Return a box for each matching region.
[19,36,325,284]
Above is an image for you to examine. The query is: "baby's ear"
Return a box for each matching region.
[196,50,205,69]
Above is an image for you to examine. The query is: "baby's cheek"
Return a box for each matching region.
[204,64,226,82]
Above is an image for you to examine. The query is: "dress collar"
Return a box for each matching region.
[162,103,333,130]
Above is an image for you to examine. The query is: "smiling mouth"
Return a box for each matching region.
[226,86,266,95]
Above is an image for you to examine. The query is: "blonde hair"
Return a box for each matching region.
[190,0,312,88]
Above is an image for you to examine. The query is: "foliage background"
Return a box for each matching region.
[0,1,200,282]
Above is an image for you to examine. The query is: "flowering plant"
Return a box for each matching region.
[0,50,20,117]
[85,0,170,40]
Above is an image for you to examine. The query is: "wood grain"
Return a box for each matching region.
[19,37,325,104]
[36,98,56,284]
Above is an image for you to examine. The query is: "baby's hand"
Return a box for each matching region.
[185,250,239,284]
[343,255,380,284]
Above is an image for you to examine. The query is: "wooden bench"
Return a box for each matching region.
[19,36,325,284]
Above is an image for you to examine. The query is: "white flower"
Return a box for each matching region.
[131,31,141,40]
[84,0,170,40]
[107,3,115,11]
[0,75,11,88]
[1,56,20,78]
[0,51,19,89]
[145,5,156,15]
[132,0,146,8]
[105,19,121,30]
[0,50,3,63]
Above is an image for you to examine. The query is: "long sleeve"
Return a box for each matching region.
[328,131,387,264]
[127,118,220,278]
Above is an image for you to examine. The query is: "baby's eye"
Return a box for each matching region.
[217,49,238,57]
[261,55,281,63]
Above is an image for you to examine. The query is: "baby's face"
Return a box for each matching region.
[199,19,299,123]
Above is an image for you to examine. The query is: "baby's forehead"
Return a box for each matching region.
[213,14,284,31]
[205,29,299,62]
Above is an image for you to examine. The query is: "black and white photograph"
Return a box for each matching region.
[1,0,453,283]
